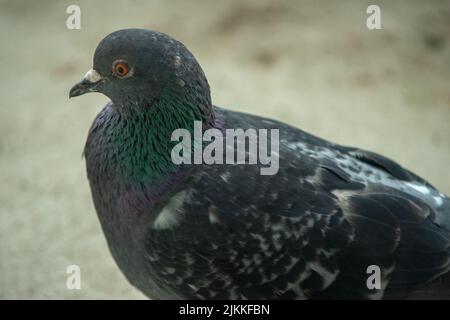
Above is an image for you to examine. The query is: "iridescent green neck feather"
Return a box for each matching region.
[110,78,213,183]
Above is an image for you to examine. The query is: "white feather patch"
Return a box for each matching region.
[405,182,431,195]
[153,191,188,230]
[433,196,444,207]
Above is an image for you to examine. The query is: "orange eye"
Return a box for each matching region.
[113,61,130,78]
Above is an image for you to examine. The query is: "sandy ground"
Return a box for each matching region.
[0,0,449,299]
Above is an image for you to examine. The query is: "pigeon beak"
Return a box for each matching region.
[69,69,104,98]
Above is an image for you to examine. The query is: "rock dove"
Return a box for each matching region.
[70,29,450,299]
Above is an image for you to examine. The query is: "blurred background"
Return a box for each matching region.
[0,0,449,299]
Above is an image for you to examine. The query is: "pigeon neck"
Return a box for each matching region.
[112,81,214,184]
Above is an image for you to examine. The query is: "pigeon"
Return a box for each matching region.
[69,28,450,299]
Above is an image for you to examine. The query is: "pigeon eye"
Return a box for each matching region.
[112,61,130,78]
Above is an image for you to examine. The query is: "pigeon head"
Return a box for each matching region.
[72,29,215,181]
[69,29,212,117]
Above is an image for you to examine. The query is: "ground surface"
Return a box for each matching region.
[0,0,449,299]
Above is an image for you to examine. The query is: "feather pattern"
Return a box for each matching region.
[85,106,450,299]
[78,29,450,300]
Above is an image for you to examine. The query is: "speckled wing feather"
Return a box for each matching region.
[143,107,450,299]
